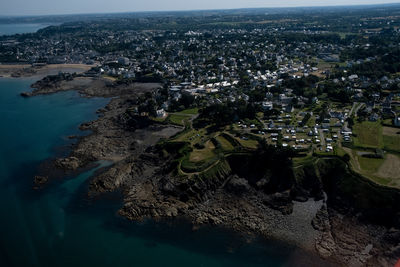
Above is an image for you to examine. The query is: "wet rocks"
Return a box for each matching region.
[20,92,32,97]
[33,175,48,189]
[263,191,294,215]
[312,204,330,232]
[55,156,80,170]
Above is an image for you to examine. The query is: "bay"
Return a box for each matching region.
[0,23,51,36]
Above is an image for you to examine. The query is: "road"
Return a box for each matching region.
[344,102,364,130]
[319,129,325,147]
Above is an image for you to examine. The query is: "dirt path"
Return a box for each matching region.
[343,147,361,171]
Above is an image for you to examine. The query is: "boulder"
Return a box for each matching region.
[225,175,250,195]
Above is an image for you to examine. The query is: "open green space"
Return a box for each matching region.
[236,137,259,149]
[168,114,190,126]
[383,135,400,153]
[216,135,234,151]
[353,121,383,148]
[176,108,199,115]
[358,156,385,173]
[189,144,216,162]
[347,149,400,188]
[166,108,199,126]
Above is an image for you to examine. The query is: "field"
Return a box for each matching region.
[383,135,400,152]
[167,108,199,126]
[177,108,199,115]
[236,137,259,149]
[357,156,385,174]
[344,123,400,188]
[168,114,190,126]
[216,135,234,151]
[345,147,400,189]
[375,154,400,188]
[189,141,216,162]
[174,129,205,143]
[353,121,383,148]
[383,126,400,136]
[382,126,400,152]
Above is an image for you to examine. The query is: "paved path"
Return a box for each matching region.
[344,102,364,130]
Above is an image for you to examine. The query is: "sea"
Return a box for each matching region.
[0,23,51,36]
[0,25,321,267]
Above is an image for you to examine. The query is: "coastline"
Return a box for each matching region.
[13,70,398,266]
[19,72,323,251]
[0,63,95,78]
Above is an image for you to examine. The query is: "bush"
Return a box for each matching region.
[342,153,351,162]
[194,143,205,149]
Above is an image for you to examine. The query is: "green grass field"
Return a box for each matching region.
[168,114,189,126]
[167,108,198,126]
[237,138,259,149]
[383,135,400,152]
[174,129,205,143]
[189,146,216,162]
[216,135,234,151]
[353,121,383,148]
[176,108,199,115]
[358,156,385,173]
[353,154,391,186]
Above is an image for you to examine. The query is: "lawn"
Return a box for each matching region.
[174,129,206,144]
[189,146,216,162]
[353,154,393,186]
[237,138,259,149]
[383,135,400,152]
[151,116,167,123]
[357,156,385,173]
[168,114,190,126]
[176,108,199,115]
[216,135,234,151]
[353,121,382,148]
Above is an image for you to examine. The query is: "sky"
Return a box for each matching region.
[0,0,399,16]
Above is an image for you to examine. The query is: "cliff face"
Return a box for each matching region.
[81,129,400,267]
[294,157,400,266]
[305,158,400,227]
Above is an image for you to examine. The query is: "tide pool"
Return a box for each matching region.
[0,78,304,267]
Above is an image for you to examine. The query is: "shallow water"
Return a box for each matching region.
[0,78,319,267]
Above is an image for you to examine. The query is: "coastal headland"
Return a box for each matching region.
[0,63,94,78]
[14,68,399,267]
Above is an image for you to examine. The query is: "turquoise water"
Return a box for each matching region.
[0,24,50,36]
[0,78,310,267]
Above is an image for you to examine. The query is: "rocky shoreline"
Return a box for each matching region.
[25,73,399,266]
[0,64,94,78]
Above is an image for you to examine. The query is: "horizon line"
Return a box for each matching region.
[0,2,400,18]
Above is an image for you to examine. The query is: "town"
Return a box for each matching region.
[1,4,400,266]
[1,6,399,188]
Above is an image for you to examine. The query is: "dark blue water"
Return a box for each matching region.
[0,24,50,36]
[0,78,312,267]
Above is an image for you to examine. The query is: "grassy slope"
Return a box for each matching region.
[167,108,199,126]
[216,135,234,151]
[168,114,189,126]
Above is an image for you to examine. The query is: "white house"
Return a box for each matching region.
[156,109,167,118]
